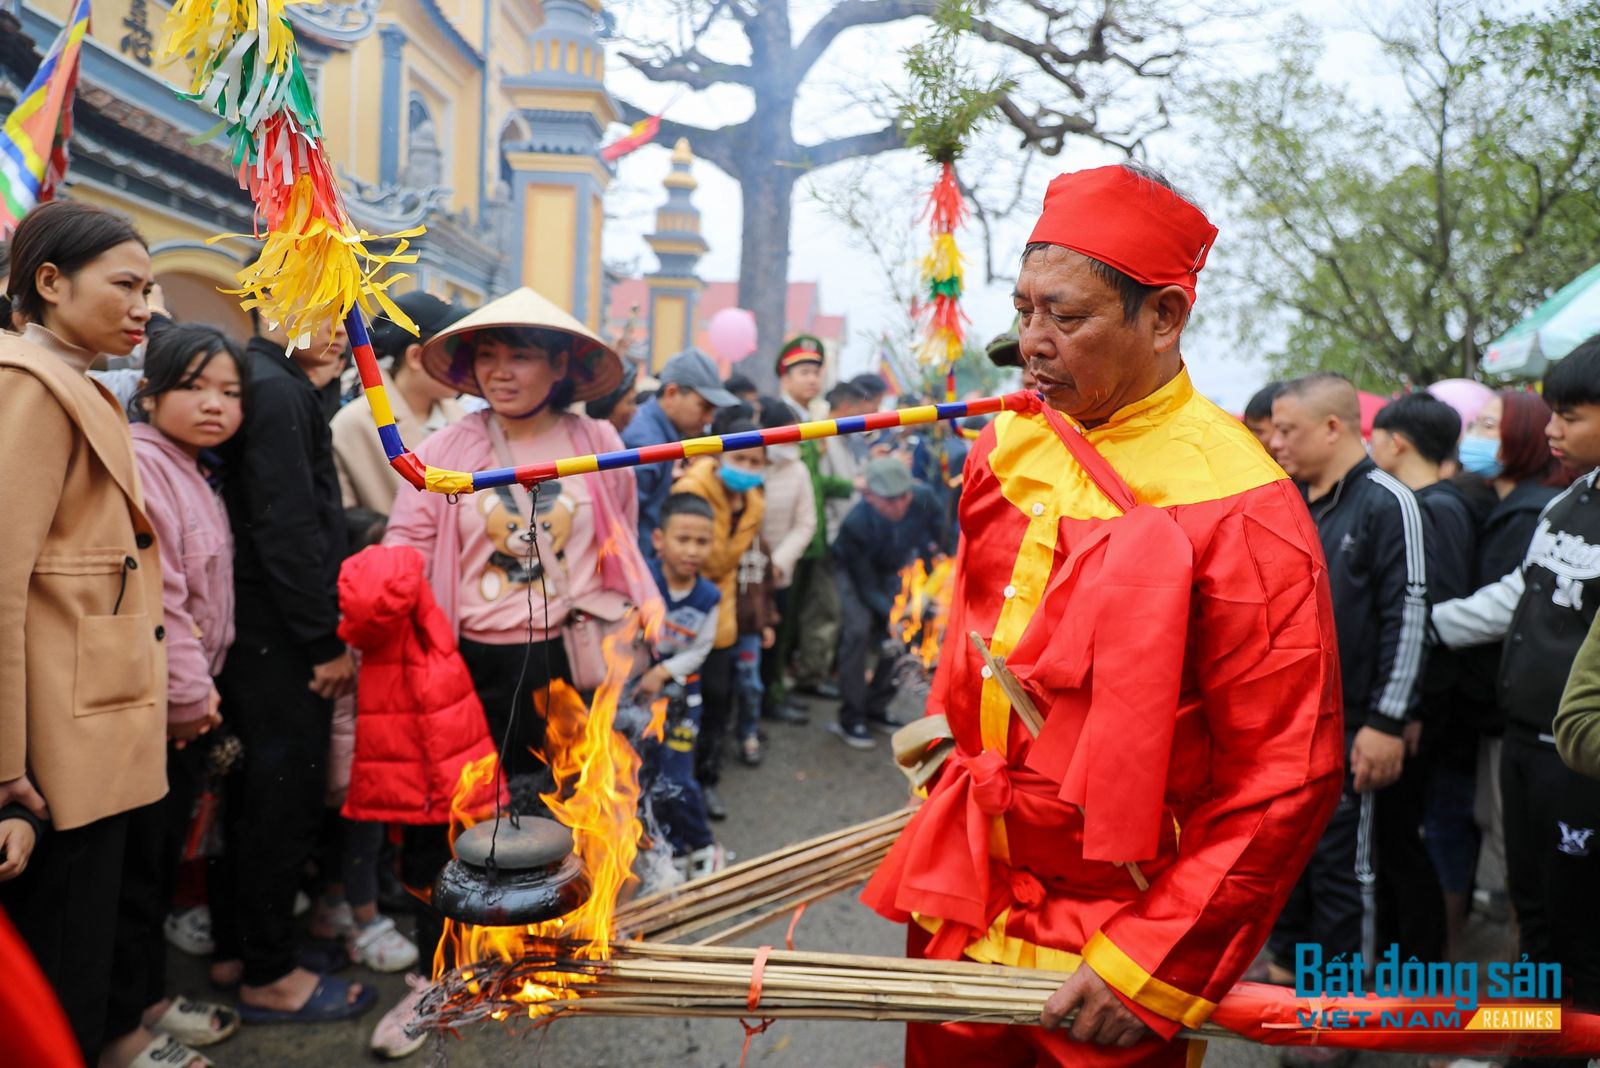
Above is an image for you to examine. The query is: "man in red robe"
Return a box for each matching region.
[862,162,1346,1067]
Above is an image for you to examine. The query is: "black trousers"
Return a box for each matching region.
[1269,748,1369,970]
[835,568,898,731]
[1503,731,1600,1009]
[399,823,453,974]
[0,811,129,1062]
[760,585,794,709]
[694,646,735,787]
[104,742,207,1041]
[460,636,571,780]
[1373,753,1446,963]
[214,638,332,987]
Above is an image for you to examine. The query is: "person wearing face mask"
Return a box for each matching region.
[756,396,817,726]
[670,414,768,821]
[1447,388,1569,921]
[0,201,169,1064]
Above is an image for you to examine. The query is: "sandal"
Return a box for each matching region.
[349,915,419,974]
[236,976,376,1025]
[128,1034,212,1068]
[148,998,241,1048]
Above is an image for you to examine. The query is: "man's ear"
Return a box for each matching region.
[1150,285,1192,354]
[651,526,665,554]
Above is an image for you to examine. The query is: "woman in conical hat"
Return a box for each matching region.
[371,287,658,1048]
[386,283,654,726]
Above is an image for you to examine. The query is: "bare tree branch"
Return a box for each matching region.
[614,99,745,175]
[793,0,936,79]
[619,47,755,89]
[799,122,906,170]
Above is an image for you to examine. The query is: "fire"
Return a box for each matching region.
[889,555,955,671]
[434,611,655,1017]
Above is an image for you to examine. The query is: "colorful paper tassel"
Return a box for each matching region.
[917,162,968,392]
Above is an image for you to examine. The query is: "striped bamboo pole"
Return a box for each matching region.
[343,301,1033,497]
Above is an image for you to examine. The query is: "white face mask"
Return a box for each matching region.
[768,443,800,463]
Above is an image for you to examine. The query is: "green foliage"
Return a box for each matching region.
[896,0,1015,165]
[1196,0,1600,386]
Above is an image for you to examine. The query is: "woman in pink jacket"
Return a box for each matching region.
[375,288,657,1056]
[385,288,657,775]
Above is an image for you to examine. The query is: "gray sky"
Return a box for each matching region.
[600,2,1403,411]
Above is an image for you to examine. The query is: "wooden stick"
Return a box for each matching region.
[966,632,1148,891]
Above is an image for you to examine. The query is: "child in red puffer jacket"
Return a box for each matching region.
[335,543,501,1021]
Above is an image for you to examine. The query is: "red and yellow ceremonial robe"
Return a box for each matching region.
[862,369,1347,1066]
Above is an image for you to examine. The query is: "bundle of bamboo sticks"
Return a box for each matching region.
[615,807,913,945]
[417,940,1229,1038]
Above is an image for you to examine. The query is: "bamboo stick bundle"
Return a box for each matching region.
[416,940,1228,1038]
[615,807,914,944]
[417,941,1600,1058]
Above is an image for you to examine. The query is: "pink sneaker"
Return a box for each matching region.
[369,974,429,1060]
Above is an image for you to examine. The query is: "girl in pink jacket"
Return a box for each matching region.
[124,323,245,1060]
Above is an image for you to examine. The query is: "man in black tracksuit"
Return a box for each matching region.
[1266,375,1429,1037]
[1435,339,1600,1031]
[213,318,364,1017]
[1371,393,1477,960]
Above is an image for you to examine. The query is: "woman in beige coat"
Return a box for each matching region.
[0,201,170,1064]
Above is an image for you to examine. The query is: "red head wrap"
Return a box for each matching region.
[1026,165,1219,304]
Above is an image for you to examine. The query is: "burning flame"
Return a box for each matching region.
[889,555,955,671]
[434,610,656,1016]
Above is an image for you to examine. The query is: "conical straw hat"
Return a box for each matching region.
[420,287,623,403]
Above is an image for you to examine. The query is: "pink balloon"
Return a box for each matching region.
[1426,378,1495,428]
[707,308,757,364]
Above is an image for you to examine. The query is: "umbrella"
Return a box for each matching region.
[1482,262,1600,379]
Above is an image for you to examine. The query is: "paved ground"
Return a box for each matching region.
[169,685,1515,1068]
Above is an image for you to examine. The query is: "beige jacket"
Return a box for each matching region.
[330,366,462,514]
[0,326,168,830]
[759,453,816,588]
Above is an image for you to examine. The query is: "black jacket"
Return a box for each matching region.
[832,484,942,618]
[1456,479,1562,733]
[1498,474,1600,737]
[1414,480,1478,761]
[1306,457,1430,736]
[221,338,347,661]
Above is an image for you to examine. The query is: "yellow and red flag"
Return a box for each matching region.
[0,0,90,237]
[601,114,661,163]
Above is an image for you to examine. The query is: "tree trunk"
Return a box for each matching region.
[733,163,798,393]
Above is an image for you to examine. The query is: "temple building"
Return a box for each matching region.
[1,0,617,335]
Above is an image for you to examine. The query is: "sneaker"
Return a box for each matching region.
[369,974,429,1060]
[164,907,214,957]
[350,915,420,974]
[1280,1049,1355,1067]
[309,897,355,941]
[702,786,728,821]
[866,712,906,734]
[739,734,763,766]
[795,681,841,700]
[828,722,876,750]
[684,844,728,880]
[763,698,810,725]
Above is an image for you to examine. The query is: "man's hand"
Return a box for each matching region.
[309,651,357,700]
[761,626,776,650]
[0,818,37,882]
[1041,964,1149,1048]
[1350,726,1406,792]
[0,775,48,823]
[633,665,672,705]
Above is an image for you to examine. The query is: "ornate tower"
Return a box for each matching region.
[644,138,708,372]
[499,0,617,328]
